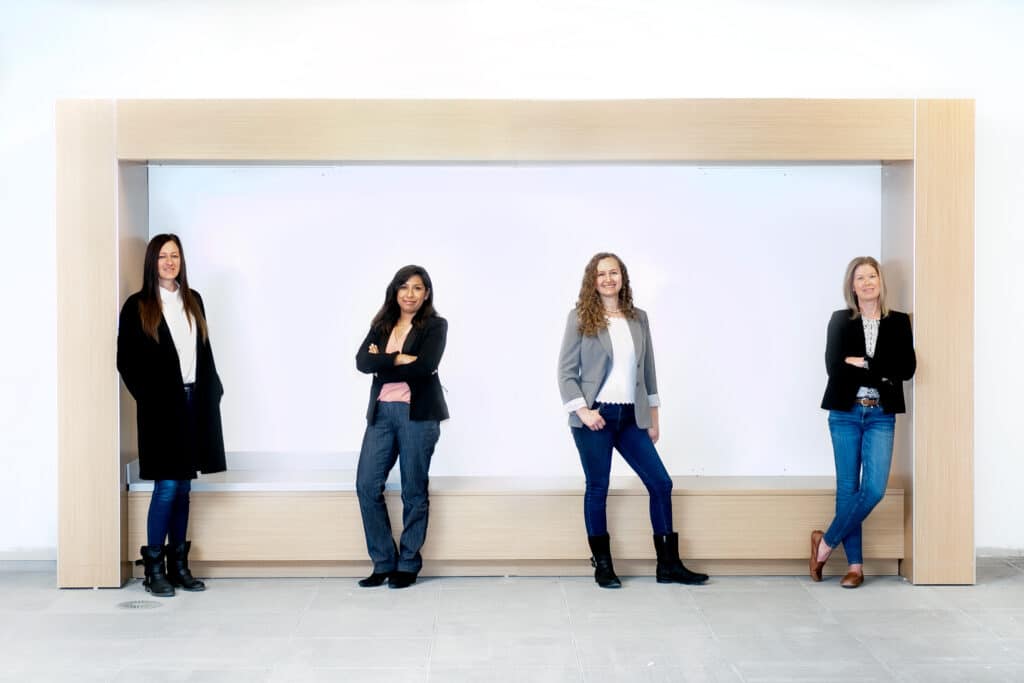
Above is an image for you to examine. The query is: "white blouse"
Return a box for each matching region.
[595,316,637,404]
[857,317,880,400]
[160,285,197,384]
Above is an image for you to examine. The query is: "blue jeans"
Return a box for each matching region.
[147,479,191,547]
[356,402,440,574]
[824,404,896,565]
[571,403,674,536]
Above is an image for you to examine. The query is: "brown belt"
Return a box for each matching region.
[855,397,879,407]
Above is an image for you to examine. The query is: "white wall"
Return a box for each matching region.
[151,163,879,476]
[2,0,1021,556]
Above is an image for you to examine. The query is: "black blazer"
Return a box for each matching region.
[820,309,916,414]
[355,315,449,423]
[117,290,227,480]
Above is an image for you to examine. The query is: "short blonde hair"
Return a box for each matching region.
[842,256,889,318]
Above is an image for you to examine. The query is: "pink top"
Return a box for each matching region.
[377,325,412,403]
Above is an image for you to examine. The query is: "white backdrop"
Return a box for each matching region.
[150,163,880,476]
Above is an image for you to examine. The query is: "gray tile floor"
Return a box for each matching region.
[3,559,1024,682]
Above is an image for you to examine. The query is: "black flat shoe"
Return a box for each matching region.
[388,571,417,589]
[358,572,390,588]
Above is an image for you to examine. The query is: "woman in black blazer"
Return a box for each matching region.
[117,234,226,597]
[354,265,448,589]
[811,256,915,588]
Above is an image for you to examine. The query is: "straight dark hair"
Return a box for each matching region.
[138,233,208,343]
[370,265,437,335]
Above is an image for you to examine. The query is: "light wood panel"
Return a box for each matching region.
[56,101,121,588]
[56,97,975,586]
[881,160,916,579]
[149,559,898,579]
[913,100,975,584]
[116,163,149,582]
[115,99,915,162]
[126,483,903,568]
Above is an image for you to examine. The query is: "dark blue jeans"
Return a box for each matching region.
[356,402,440,574]
[824,404,896,565]
[147,479,191,547]
[571,403,674,536]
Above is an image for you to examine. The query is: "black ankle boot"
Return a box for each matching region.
[587,534,622,588]
[166,541,206,592]
[358,572,391,587]
[388,571,417,589]
[653,533,708,584]
[136,545,175,597]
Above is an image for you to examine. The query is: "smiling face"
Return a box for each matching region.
[852,263,880,305]
[157,240,181,284]
[594,257,623,301]
[396,275,429,316]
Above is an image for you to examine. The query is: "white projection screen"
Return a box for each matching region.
[148,163,881,477]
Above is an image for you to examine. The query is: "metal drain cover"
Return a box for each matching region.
[117,600,163,610]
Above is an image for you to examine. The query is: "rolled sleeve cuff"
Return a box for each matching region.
[647,394,661,408]
[563,397,587,413]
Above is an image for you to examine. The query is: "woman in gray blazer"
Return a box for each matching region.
[558,252,707,588]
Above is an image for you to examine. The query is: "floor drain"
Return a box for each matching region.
[117,600,162,610]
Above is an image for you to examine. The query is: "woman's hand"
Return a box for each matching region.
[648,407,660,444]
[576,407,606,431]
[394,354,417,366]
[368,343,379,355]
[845,356,866,368]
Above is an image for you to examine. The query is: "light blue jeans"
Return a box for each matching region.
[824,404,896,565]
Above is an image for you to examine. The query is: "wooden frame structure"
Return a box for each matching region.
[56,99,974,587]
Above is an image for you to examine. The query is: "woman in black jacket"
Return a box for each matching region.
[354,265,448,589]
[117,234,226,597]
[811,256,915,588]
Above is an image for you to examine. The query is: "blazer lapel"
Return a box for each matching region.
[597,326,613,360]
[402,325,420,354]
[627,317,644,357]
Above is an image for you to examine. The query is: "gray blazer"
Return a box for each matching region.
[557,307,660,429]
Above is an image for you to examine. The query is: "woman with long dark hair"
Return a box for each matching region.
[117,234,226,597]
[811,256,916,588]
[558,252,707,588]
[354,265,448,589]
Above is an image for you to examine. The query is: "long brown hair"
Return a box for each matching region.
[575,252,636,336]
[842,256,889,319]
[370,265,438,335]
[138,234,208,342]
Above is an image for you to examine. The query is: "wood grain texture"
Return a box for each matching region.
[881,160,916,580]
[126,484,903,568]
[912,100,975,584]
[56,100,121,588]
[116,99,914,162]
[136,558,898,579]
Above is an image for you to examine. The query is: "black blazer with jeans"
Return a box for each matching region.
[820,309,916,415]
[355,315,449,424]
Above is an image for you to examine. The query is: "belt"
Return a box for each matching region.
[855,397,879,407]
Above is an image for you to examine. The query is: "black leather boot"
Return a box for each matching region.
[653,533,708,584]
[587,534,622,588]
[166,541,206,592]
[358,572,390,587]
[136,545,175,597]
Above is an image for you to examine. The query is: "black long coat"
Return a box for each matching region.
[117,290,227,480]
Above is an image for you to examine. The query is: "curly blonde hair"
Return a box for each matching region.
[576,252,636,336]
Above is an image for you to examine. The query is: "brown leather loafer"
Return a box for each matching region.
[809,530,826,581]
[840,571,864,588]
